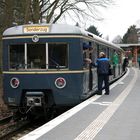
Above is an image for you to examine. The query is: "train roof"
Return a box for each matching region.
[3,24,122,51]
[3,24,84,36]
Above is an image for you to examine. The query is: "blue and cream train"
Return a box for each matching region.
[2,24,124,116]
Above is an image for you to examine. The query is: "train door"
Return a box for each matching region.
[91,43,98,91]
[89,51,93,90]
[83,42,97,92]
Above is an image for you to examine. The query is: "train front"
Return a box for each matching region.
[2,24,84,116]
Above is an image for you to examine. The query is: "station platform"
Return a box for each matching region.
[19,68,140,140]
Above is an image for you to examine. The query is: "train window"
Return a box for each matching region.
[109,48,114,64]
[83,41,97,68]
[98,45,108,57]
[48,43,68,69]
[92,43,97,63]
[10,45,24,69]
[27,44,46,69]
[9,43,68,70]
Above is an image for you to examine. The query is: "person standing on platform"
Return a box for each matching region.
[138,56,140,69]
[96,52,110,95]
[122,57,128,71]
[112,51,119,77]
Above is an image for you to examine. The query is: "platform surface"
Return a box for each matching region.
[19,68,140,140]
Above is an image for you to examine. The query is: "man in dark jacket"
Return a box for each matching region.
[96,52,110,95]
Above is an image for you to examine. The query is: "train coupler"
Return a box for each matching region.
[25,92,44,107]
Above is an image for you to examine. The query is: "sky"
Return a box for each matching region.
[93,0,140,41]
[60,0,140,42]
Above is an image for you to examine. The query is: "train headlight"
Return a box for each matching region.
[32,35,39,42]
[10,77,20,88]
[55,77,66,89]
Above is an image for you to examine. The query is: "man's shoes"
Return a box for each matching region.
[105,93,109,95]
[97,92,102,95]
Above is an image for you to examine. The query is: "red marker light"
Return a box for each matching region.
[10,78,20,88]
[55,77,66,89]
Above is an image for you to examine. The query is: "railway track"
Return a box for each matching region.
[0,115,13,125]
[0,107,69,139]
[0,117,30,140]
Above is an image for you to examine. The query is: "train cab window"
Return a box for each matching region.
[27,44,46,69]
[48,43,68,69]
[9,43,68,70]
[10,45,24,69]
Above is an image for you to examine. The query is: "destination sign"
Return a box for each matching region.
[23,26,49,33]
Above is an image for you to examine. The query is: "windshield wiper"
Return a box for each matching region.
[49,58,60,69]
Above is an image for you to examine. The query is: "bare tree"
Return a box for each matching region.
[0,0,15,30]
[40,0,114,24]
[112,35,122,44]
[0,0,114,27]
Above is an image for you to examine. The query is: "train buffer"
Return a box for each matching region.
[19,68,140,140]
